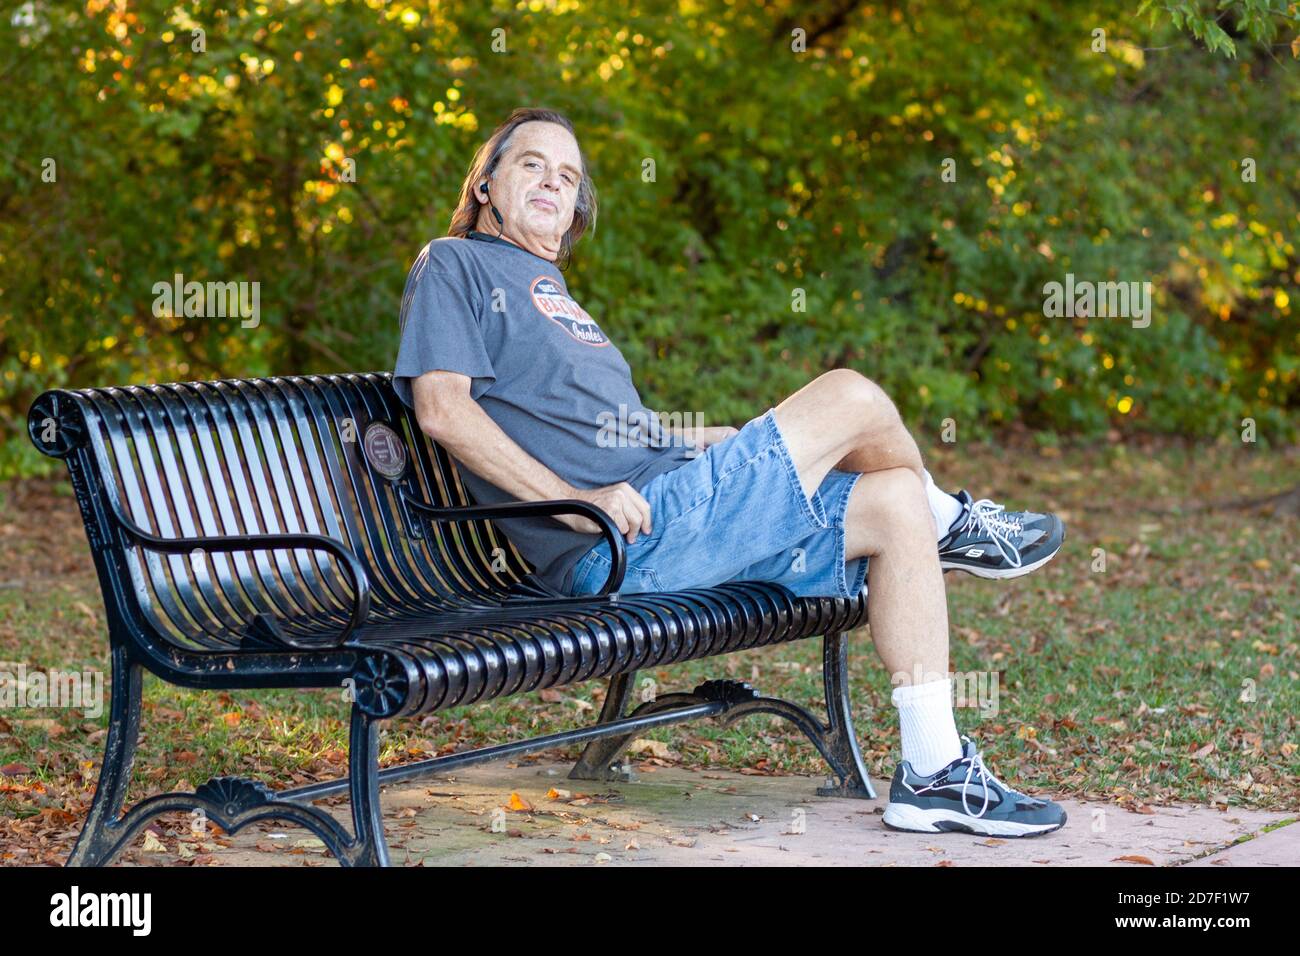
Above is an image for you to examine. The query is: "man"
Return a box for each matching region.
[393,107,1067,838]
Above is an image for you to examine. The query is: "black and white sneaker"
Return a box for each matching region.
[883,735,1067,838]
[937,489,1063,578]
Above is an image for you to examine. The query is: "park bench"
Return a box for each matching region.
[27,371,875,866]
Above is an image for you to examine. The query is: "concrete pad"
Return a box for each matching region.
[1187,820,1299,867]
[179,759,1293,867]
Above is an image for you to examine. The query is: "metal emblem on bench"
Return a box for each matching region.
[363,422,407,480]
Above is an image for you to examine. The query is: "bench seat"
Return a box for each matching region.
[349,583,867,716]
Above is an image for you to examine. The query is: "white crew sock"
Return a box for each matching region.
[923,468,964,538]
[891,677,964,777]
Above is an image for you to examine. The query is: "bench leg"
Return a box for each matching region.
[344,707,390,867]
[64,648,392,866]
[567,632,877,800]
[67,644,142,867]
[814,630,877,800]
[568,670,638,781]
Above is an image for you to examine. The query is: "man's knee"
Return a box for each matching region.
[858,467,932,531]
[820,368,899,433]
[845,467,940,559]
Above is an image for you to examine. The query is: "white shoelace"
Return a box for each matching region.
[918,742,1020,818]
[957,751,1011,817]
[961,499,1025,569]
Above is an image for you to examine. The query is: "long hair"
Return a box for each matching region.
[446,107,597,271]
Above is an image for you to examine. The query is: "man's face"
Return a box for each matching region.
[475,121,583,261]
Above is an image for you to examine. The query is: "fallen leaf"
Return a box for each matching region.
[627,738,676,760]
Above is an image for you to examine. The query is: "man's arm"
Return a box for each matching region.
[413,370,574,503]
[411,370,653,542]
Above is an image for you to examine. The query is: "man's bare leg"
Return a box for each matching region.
[771,368,948,678]
[772,368,959,778]
[838,467,948,685]
[838,467,964,776]
[770,370,1069,834]
[770,368,926,499]
[770,371,945,666]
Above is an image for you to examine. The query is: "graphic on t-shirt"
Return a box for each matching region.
[530,276,610,347]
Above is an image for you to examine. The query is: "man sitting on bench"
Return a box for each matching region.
[393,107,1067,838]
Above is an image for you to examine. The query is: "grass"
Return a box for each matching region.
[1,433,1296,864]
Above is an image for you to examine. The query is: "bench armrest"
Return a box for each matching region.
[400,493,627,597]
[108,505,372,648]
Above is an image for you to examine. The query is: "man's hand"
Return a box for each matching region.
[680,424,739,453]
[556,482,654,543]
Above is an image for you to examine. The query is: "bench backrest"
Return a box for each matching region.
[28,373,537,651]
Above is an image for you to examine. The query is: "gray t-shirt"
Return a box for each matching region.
[393,233,695,595]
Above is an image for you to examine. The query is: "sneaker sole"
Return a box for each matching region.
[940,547,1060,579]
[883,801,1067,838]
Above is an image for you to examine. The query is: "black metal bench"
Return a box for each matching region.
[27,372,875,866]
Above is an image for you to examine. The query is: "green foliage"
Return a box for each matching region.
[1,0,1297,477]
[1138,0,1295,58]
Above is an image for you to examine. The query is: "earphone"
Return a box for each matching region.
[481,179,505,232]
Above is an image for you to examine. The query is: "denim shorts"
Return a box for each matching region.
[567,408,869,599]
